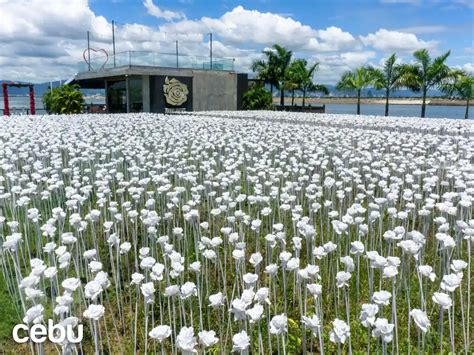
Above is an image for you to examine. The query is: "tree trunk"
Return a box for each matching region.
[280,86,285,106]
[421,88,427,118]
[465,98,470,119]
[291,90,295,106]
[357,89,361,115]
[270,83,274,94]
[302,89,306,108]
[385,88,390,116]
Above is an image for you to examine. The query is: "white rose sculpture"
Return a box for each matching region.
[163,77,188,106]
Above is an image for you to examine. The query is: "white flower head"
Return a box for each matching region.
[149,325,172,343]
[181,282,197,299]
[410,309,430,333]
[301,314,321,336]
[249,252,263,267]
[246,304,264,324]
[441,273,461,292]
[418,265,436,282]
[141,282,155,304]
[131,272,145,285]
[84,280,102,301]
[23,304,44,324]
[83,304,105,321]
[198,330,219,348]
[307,283,322,297]
[243,273,258,286]
[372,290,391,306]
[232,330,250,351]
[254,287,271,305]
[350,241,365,255]
[329,318,350,344]
[336,271,351,288]
[209,292,225,308]
[176,326,197,354]
[372,318,394,343]
[270,314,288,335]
[62,278,81,292]
[360,303,379,327]
[432,292,452,310]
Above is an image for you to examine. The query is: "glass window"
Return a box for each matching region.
[107,80,126,113]
[129,77,143,113]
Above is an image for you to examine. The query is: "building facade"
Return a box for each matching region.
[72,56,248,113]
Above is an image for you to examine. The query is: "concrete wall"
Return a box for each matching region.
[192,71,238,111]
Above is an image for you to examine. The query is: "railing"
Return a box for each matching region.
[78,51,235,72]
[1,108,48,116]
[274,105,326,113]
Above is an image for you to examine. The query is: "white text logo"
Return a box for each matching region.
[12,320,83,344]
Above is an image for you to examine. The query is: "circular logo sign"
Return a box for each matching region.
[163,77,189,106]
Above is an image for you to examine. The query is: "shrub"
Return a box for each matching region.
[242,84,273,110]
[43,84,84,114]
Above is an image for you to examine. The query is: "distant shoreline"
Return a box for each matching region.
[3,95,470,107]
[274,97,471,106]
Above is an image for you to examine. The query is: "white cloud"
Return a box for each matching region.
[462,63,474,73]
[143,0,185,21]
[0,0,110,41]
[360,29,437,52]
[396,25,448,34]
[0,0,113,81]
[160,6,318,48]
[309,27,360,52]
[0,1,451,85]
[312,51,377,83]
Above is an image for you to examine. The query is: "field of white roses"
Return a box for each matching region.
[0,112,473,354]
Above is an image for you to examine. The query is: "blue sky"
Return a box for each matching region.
[1,0,472,83]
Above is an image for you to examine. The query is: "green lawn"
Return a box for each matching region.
[0,273,21,353]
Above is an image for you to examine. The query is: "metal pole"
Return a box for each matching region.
[29,85,35,115]
[209,32,213,69]
[87,31,91,71]
[112,20,116,67]
[2,83,9,116]
[176,40,179,68]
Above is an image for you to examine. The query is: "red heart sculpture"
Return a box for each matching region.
[83,48,109,70]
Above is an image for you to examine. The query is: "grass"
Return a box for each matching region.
[0,273,21,353]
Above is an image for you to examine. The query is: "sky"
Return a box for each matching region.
[0,0,472,84]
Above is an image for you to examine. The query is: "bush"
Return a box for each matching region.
[43,84,84,114]
[242,85,273,110]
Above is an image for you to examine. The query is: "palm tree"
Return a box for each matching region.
[251,59,277,94]
[287,59,305,106]
[297,60,328,107]
[336,67,374,115]
[285,62,300,106]
[252,44,293,106]
[369,54,406,116]
[269,44,293,106]
[287,59,328,107]
[402,49,451,118]
[440,70,473,119]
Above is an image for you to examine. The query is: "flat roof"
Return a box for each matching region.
[72,65,242,89]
